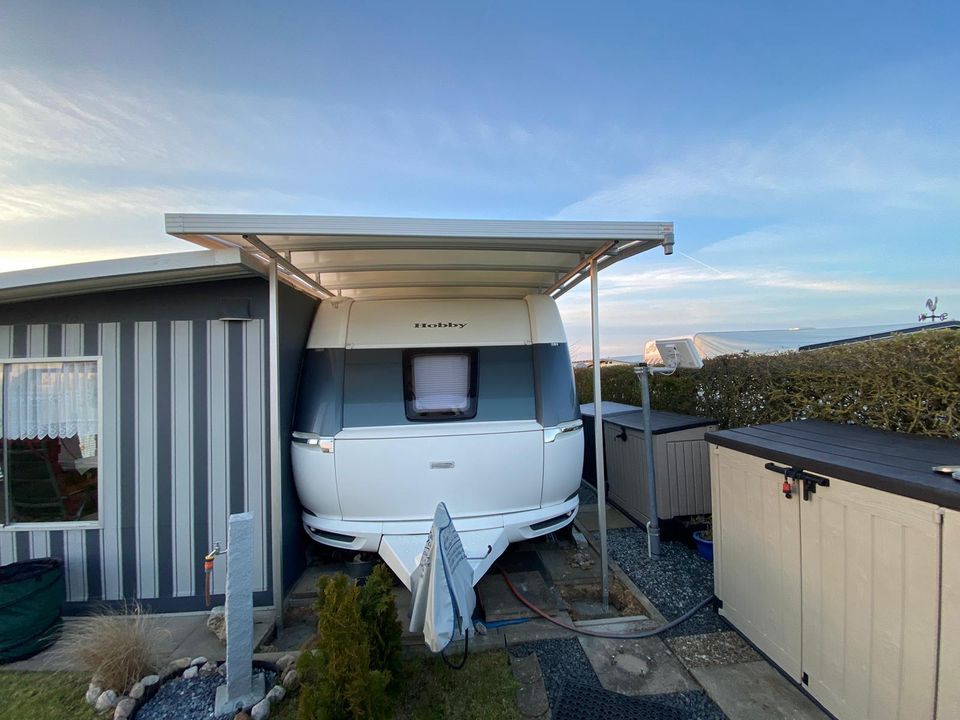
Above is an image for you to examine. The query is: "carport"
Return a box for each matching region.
[165,213,676,623]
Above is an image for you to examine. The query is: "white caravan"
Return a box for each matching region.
[291,294,583,588]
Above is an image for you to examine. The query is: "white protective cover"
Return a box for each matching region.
[642,323,921,363]
[408,503,477,652]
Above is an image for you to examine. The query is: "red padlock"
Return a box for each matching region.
[782,479,793,499]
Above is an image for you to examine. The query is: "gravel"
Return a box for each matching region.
[509,638,600,709]
[552,682,727,720]
[601,526,728,637]
[136,672,277,720]
[642,690,728,720]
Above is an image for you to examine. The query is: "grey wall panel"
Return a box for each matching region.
[119,321,138,599]
[171,320,195,597]
[207,320,228,596]
[135,321,158,600]
[275,283,319,595]
[244,319,268,591]
[0,300,271,611]
[101,321,123,601]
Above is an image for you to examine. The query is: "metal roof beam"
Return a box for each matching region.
[241,234,335,298]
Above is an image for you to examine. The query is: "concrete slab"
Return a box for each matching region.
[578,633,697,697]
[691,661,829,720]
[537,545,601,586]
[666,631,760,669]
[478,571,558,622]
[165,609,275,662]
[575,504,635,533]
[511,653,551,720]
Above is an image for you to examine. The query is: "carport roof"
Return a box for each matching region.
[165,213,675,300]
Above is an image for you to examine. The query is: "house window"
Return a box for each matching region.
[403,349,478,421]
[0,360,99,524]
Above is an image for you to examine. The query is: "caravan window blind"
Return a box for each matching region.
[403,349,478,421]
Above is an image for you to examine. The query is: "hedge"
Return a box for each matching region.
[574,329,960,439]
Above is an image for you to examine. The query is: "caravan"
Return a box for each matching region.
[291,294,583,588]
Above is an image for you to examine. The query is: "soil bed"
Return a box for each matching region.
[557,576,647,621]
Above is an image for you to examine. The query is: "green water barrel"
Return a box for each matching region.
[0,558,66,663]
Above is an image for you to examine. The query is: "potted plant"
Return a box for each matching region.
[692,523,713,562]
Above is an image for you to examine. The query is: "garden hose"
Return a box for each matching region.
[498,567,713,640]
[439,628,469,670]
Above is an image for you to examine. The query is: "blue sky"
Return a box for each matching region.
[1,1,957,355]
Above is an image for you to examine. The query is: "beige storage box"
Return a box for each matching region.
[602,410,718,526]
[708,420,960,720]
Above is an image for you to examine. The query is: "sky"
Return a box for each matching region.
[1,1,958,356]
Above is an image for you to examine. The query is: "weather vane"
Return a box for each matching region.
[919,297,949,323]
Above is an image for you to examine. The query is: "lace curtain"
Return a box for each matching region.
[3,361,98,456]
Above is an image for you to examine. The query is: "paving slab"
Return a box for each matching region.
[691,661,829,720]
[575,504,635,533]
[478,570,558,622]
[537,545,601,586]
[577,631,698,697]
[666,631,760,669]
[511,653,551,719]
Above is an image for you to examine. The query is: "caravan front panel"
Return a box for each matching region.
[291,296,583,586]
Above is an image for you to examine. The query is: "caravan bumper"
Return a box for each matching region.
[301,496,579,587]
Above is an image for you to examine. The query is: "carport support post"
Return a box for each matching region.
[268,260,284,629]
[590,259,609,611]
[638,365,662,558]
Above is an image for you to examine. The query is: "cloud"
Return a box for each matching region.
[0,183,304,223]
[555,126,960,220]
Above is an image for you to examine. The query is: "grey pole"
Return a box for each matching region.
[590,259,609,610]
[268,260,285,628]
[638,364,661,558]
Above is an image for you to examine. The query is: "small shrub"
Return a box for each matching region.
[58,602,166,693]
[297,566,402,720]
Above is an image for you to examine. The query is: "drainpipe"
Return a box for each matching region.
[590,259,609,611]
[268,260,284,629]
[637,364,661,558]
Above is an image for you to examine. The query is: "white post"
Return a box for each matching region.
[268,260,284,629]
[215,512,265,715]
[590,260,609,611]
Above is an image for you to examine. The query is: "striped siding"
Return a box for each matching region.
[0,320,270,609]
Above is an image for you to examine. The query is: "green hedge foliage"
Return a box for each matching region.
[575,330,960,439]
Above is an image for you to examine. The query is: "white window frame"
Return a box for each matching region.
[0,355,104,531]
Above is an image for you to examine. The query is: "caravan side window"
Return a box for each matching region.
[403,349,478,421]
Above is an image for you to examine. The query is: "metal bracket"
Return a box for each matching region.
[765,462,830,501]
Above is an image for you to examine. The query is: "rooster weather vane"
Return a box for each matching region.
[919,297,949,323]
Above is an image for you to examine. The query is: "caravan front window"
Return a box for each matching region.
[403,349,478,421]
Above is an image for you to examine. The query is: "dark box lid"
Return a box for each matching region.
[603,409,718,435]
[706,420,960,510]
